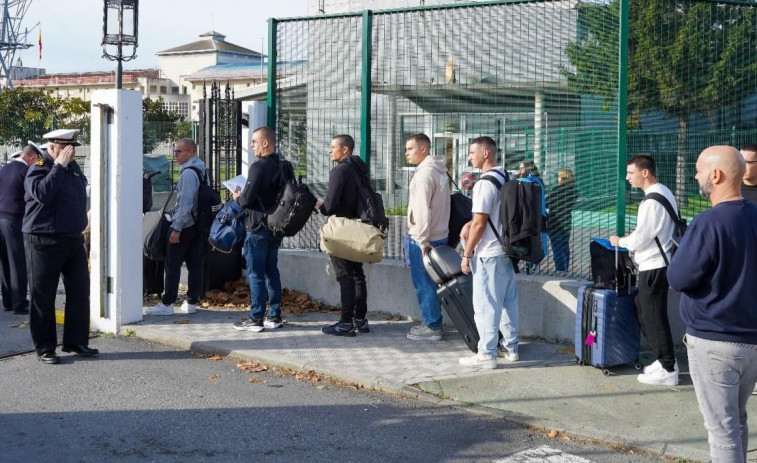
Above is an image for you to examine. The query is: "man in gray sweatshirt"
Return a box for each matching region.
[405,133,451,341]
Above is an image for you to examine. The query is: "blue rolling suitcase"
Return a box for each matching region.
[575,283,642,375]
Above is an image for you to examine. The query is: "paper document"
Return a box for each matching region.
[222,175,247,193]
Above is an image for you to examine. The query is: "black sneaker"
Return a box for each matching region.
[354,318,370,334]
[322,321,356,337]
[233,317,264,332]
[264,316,283,329]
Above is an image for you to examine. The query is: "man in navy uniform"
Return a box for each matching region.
[0,144,41,314]
[24,129,97,364]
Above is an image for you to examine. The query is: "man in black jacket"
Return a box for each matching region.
[318,134,370,337]
[0,144,41,314]
[232,126,287,332]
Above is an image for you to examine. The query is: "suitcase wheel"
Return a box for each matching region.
[602,368,611,376]
[634,361,643,370]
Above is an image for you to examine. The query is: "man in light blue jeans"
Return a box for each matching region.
[459,136,520,369]
[668,146,757,463]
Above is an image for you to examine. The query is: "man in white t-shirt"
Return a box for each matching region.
[610,154,678,386]
[459,136,520,369]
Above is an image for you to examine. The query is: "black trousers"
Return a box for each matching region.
[330,256,367,322]
[24,233,90,354]
[0,218,28,311]
[636,267,676,371]
[162,225,204,305]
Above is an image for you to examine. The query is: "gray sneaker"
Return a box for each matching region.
[407,324,442,341]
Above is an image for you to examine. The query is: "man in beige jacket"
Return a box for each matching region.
[405,133,451,341]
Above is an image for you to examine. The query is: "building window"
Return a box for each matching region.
[160,86,167,94]
[161,100,190,120]
[149,85,156,93]
[182,86,187,94]
[171,86,179,94]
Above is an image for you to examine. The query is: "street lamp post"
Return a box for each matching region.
[102,0,138,89]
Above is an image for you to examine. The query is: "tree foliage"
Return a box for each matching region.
[142,96,192,153]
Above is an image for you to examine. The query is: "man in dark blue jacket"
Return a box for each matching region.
[668,145,757,463]
[318,134,370,337]
[0,144,41,314]
[23,129,97,364]
[232,126,288,332]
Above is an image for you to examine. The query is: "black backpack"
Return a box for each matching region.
[187,167,223,233]
[347,163,388,234]
[265,160,318,237]
[645,192,687,265]
[446,172,472,248]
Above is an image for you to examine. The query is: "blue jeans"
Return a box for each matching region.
[549,230,570,272]
[243,229,283,320]
[409,238,447,330]
[471,254,519,357]
[686,334,757,463]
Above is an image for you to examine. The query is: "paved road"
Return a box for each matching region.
[0,335,670,463]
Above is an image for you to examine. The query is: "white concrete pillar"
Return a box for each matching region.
[89,89,143,333]
[534,90,544,172]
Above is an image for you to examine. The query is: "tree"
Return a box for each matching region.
[142,96,191,153]
[0,87,57,145]
[561,0,757,203]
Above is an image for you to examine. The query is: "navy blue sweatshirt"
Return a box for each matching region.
[0,160,29,220]
[667,199,757,344]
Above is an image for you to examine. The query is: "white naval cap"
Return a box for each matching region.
[28,141,45,156]
[42,128,81,146]
[11,150,23,158]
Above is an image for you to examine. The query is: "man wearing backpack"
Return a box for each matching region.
[145,138,206,316]
[231,126,289,332]
[404,133,450,341]
[459,136,520,369]
[318,134,371,337]
[610,154,678,386]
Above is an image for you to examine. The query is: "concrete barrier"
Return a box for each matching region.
[278,249,686,347]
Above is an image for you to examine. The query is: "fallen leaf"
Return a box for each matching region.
[316,385,326,390]
[385,315,404,322]
[209,374,219,381]
[547,430,559,438]
[174,319,189,324]
[9,321,29,328]
[207,355,223,361]
[237,361,268,373]
[248,378,265,384]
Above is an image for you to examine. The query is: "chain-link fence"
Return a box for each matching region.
[270,0,757,280]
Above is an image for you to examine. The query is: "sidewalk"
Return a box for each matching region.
[128,306,757,463]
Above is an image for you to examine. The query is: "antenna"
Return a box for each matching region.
[0,0,35,91]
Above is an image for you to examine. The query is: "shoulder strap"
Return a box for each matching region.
[478,171,506,246]
[645,192,678,267]
[186,166,207,184]
[345,161,369,187]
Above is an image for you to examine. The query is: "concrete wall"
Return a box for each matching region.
[278,249,687,347]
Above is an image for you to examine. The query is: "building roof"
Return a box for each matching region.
[157,31,262,58]
[12,69,161,87]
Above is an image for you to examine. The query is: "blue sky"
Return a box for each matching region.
[16,0,308,74]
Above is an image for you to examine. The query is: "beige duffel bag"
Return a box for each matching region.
[319,215,385,263]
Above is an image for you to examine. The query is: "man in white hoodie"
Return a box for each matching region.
[405,133,451,341]
[610,154,678,386]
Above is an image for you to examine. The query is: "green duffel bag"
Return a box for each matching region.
[319,215,385,263]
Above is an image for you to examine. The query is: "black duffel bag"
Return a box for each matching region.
[589,237,637,292]
[143,190,175,262]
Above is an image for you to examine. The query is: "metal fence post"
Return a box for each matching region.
[616,0,629,236]
[267,18,278,129]
[360,10,373,169]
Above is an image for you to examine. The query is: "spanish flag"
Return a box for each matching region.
[38,28,42,60]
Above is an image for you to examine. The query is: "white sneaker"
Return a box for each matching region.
[144,302,174,316]
[503,350,519,362]
[176,301,197,314]
[637,367,679,386]
[459,352,497,370]
[643,360,679,374]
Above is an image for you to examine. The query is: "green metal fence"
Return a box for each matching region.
[270,0,757,280]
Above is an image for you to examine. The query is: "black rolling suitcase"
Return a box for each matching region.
[143,257,164,297]
[423,245,480,352]
[437,273,479,352]
[202,241,243,296]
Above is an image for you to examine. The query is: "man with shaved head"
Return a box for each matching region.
[668,145,757,463]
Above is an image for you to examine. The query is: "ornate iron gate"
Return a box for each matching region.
[197,82,243,197]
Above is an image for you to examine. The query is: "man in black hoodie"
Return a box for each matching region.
[232,126,288,332]
[318,134,369,337]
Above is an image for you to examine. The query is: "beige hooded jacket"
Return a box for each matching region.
[407,155,451,247]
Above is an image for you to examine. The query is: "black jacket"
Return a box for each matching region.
[318,155,367,219]
[22,154,88,237]
[0,161,29,221]
[546,184,577,234]
[238,153,289,233]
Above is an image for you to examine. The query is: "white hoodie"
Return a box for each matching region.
[407,155,450,247]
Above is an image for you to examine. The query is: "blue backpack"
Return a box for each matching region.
[481,171,548,264]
